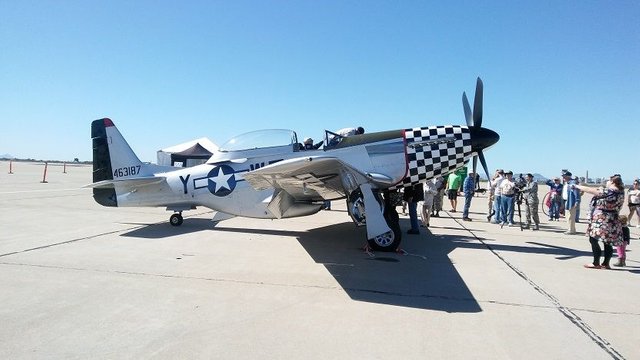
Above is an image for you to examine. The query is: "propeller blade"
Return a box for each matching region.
[478,150,490,182]
[472,155,478,175]
[462,92,473,127]
[473,77,483,128]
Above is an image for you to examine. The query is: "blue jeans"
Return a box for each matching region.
[493,195,503,223]
[463,193,473,218]
[408,201,420,231]
[501,195,515,224]
[550,200,560,219]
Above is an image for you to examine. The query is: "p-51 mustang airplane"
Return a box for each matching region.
[89,78,499,252]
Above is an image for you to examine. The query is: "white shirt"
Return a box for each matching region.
[491,175,504,196]
[629,189,640,205]
[423,179,438,199]
[500,178,516,195]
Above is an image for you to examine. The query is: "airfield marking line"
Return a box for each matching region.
[0,188,89,194]
[2,193,88,202]
[448,213,626,360]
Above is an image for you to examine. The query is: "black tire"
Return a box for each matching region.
[367,206,402,252]
[170,213,183,226]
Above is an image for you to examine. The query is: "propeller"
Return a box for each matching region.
[463,77,495,182]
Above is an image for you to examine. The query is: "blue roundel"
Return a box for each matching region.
[207,165,236,197]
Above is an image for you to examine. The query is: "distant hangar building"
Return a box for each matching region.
[156,138,218,167]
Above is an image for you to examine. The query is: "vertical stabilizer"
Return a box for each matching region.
[91,118,144,206]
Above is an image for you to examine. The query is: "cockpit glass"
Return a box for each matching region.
[219,129,298,151]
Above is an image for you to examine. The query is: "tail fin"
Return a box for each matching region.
[91,118,143,206]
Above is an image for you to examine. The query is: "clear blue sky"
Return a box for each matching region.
[1,1,638,181]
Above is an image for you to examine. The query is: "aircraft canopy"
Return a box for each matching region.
[219,129,298,152]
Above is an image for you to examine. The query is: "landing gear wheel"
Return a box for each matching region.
[170,213,183,226]
[367,206,401,252]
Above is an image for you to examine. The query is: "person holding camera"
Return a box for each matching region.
[574,174,625,269]
[627,179,640,227]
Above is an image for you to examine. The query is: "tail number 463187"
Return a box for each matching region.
[113,165,141,178]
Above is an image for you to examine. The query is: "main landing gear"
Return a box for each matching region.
[348,185,402,252]
[370,205,401,251]
[169,212,183,226]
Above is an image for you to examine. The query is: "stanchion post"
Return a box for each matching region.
[9,160,14,174]
[41,162,48,183]
[63,162,67,174]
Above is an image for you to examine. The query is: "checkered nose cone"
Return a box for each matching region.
[398,125,472,187]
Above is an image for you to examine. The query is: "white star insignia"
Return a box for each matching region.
[211,167,233,192]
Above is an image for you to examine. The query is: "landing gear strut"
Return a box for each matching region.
[169,212,183,226]
[348,185,402,252]
[367,194,401,252]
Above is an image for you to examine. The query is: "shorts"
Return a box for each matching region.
[447,189,458,200]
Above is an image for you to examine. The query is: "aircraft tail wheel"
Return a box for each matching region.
[367,207,401,252]
[170,213,184,226]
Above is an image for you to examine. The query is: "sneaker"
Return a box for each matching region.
[613,259,626,267]
[563,231,577,235]
[462,217,472,221]
[508,223,514,227]
[522,224,530,229]
[532,224,539,231]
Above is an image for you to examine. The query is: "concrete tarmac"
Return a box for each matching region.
[1,161,638,359]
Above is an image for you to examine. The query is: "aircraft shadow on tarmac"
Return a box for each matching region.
[295,220,484,313]
[119,218,635,312]
[120,219,218,238]
[294,218,613,312]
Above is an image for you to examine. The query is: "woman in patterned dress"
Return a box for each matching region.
[574,174,625,269]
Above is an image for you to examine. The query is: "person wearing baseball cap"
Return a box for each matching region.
[520,173,540,230]
[561,170,580,235]
[545,177,563,221]
[499,171,516,226]
[489,169,505,223]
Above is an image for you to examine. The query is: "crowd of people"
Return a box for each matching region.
[397,170,637,270]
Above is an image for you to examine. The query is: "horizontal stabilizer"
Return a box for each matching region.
[212,211,236,223]
[85,176,166,189]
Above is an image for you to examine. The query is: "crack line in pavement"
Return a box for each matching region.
[0,211,213,258]
[2,261,639,318]
[452,215,626,360]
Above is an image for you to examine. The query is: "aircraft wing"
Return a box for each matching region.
[85,176,167,189]
[243,156,398,201]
